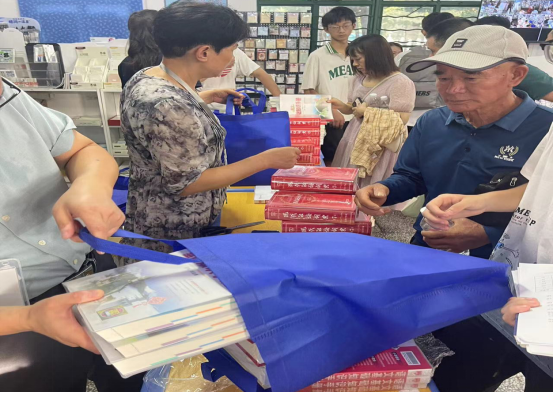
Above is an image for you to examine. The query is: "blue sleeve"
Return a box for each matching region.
[379,120,428,206]
[483,225,505,248]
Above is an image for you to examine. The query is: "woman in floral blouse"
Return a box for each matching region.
[120,2,300,256]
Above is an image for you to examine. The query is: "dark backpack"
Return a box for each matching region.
[399,47,443,109]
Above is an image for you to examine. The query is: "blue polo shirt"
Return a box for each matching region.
[380,91,553,259]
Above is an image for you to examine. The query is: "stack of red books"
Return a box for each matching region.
[290,118,322,166]
[266,167,371,235]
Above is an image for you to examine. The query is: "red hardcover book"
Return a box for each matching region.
[291,129,321,138]
[108,116,121,127]
[291,137,319,146]
[271,167,358,194]
[300,340,432,392]
[289,118,321,128]
[265,192,356,224]
[293,144,316,154]
[282,221,371,235]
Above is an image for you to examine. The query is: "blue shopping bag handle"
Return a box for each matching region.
[79,228,201,265]
[226,88,267,116]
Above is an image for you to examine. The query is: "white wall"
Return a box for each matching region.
[0,0,21,17]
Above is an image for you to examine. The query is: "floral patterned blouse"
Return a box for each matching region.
[120,70,226,256]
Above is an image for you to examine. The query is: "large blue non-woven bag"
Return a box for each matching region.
[81,229,512,392]
[216,88,291,186]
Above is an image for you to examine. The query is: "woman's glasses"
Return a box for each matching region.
[0,78,22,111]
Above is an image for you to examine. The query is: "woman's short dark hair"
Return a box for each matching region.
[321,7,357,28]
[154,2,249,58]
[347,35,399,79]
[128,10,162,71]
[390,42,403,51]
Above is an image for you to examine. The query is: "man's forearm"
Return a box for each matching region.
[65,144,119,195]
[252,69,281,97]
[0,306,31,336]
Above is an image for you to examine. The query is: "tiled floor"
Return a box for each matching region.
[86,211,524,392]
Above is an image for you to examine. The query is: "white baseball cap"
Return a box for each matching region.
[407,25,528,73]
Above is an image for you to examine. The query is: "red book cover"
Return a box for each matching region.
[291,129,321,138]
[272,167,358,194]
[282,221,371,235]
[289,118,321,128]
[298,153,314,164]
[265,192,356,224]
[108,116,121,127]
[293,144,317,154]
[300,341,432,392]
[291,137,319,146]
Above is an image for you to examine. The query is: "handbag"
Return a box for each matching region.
[81,229,511,392]
[472,171,529,227]
[216,88,291,186]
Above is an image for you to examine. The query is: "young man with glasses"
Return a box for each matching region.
[0,78,142,391]
[301,6,356,164]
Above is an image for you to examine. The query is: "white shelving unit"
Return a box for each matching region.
[24,87,128,161]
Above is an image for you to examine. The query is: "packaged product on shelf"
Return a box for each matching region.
[244,39,256,48]
[256,39,265,49]
[279,50,289,60]
[299,39,311,49]
[266,39,277,50]
[278,85,286,94]
[300,63,306,73]
[256,49,267,61]
[269,25,280,35]
[279,26,290,36]
[265,192,356,224]
[274,12,285,24]
[260,12,272,24]
[289,63,299,73]
[271,167,358,194]
[276,60,287,71]
[268,49,278,59]
[299,50,309,63]
[255,61,265,69]
[287,39,298,49]
[301,13,313,24]
[247,12,258,23]
[286,74,297,84]
[290,27,300,38]
[301,27,311,38]
[266,61,276,70]
[288,50,299,64]
[249,26,258,37]
[275,74,285,84]
[287,12,299,24]
[258,26,269,36]
[286,86,296,94]
[237,40,244,48]
[277,39,287,49]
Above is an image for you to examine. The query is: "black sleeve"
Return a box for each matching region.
[118,57,137,88]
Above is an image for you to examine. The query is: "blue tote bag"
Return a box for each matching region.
[216,88,291,186]
[82,230,511,392]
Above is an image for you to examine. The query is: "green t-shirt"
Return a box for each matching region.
[516,64,553,100]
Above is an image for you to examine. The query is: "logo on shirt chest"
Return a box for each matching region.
[494,145,519,162]
[328,65,353,81]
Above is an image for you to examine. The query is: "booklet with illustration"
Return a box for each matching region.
[280,94,334,121]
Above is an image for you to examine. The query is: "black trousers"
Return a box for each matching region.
[0,252,145,392]
[409,236,553,391]
[321,122,349,164]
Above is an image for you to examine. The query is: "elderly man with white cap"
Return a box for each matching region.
[356,25,553,391]
[356,25,553,259]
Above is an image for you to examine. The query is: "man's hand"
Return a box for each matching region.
[53,179,125,243]
[422,218,490,253]
[200,89,244,105]
[331,109,345,128]
[422,194,489,230]
[501,297,540,326]
[355,184,392,217]
[26,290,104,353]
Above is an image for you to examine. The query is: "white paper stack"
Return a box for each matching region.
[514,263,553,357]
[64,252,249,378]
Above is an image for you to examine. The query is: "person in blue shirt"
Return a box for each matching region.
[355,25,553,260]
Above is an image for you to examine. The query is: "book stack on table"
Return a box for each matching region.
[289,118,324,166]
[266,167,371,235]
